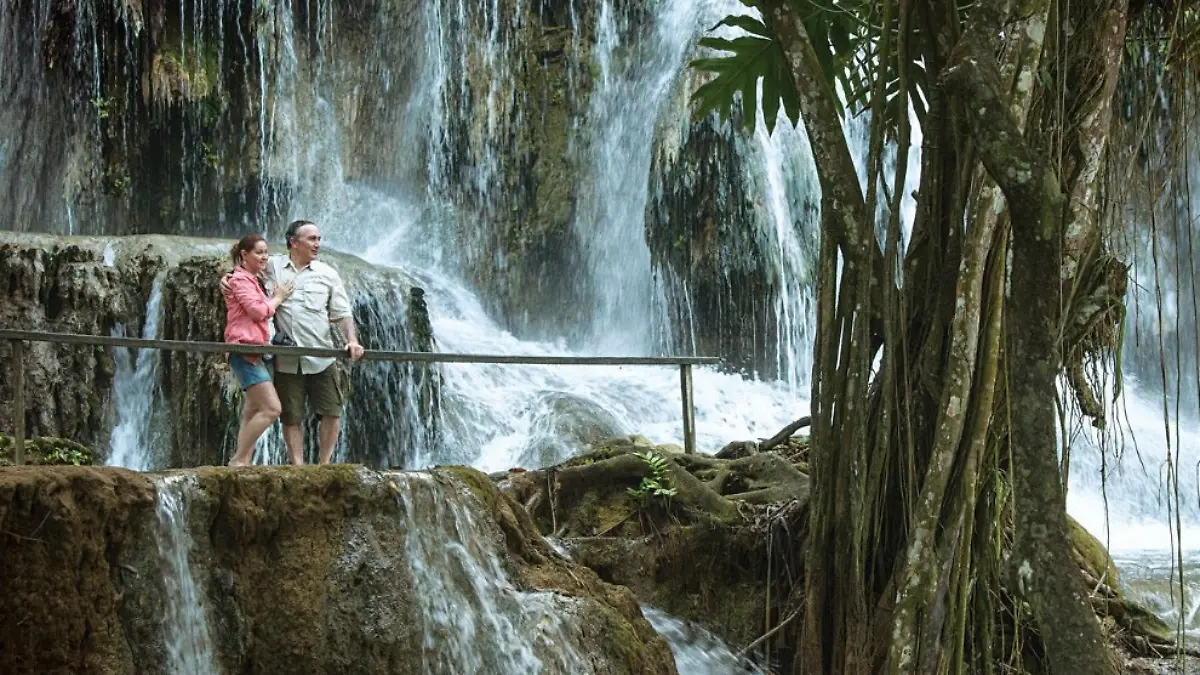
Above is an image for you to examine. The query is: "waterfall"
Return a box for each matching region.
[107,276,168,470]
[572,0,722,354]
[733,105,822,390]
[395,471,592,672]
[256,0,807,471]
[152,475,217,674]
[642,606,766,675]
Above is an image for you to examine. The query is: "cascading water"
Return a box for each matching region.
[152,474,217,674]
[395,471,593,673]
[743,110,821,391]
[107,276,168,470]
[572,0,722,354]
[254,0,809,472]
[14,0,1200,657]
[642,606,766,675]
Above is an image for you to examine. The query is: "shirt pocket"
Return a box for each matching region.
[295,284,329,313]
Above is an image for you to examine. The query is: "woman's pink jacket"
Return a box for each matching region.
[224,265,274,345]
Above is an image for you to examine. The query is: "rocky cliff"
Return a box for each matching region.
[0,464,678,675]
[0,233,437,468]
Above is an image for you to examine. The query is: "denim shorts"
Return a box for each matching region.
[230,353,272,391]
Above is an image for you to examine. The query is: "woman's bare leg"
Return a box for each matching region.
[230,382,282,466]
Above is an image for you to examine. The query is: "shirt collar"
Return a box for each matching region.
[283,256,311,271]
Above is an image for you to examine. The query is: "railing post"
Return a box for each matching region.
[12,340,26,466]
[680,363,696,455]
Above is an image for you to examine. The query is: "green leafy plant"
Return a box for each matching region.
[689,0,935,140]
[41,445,90,466]
[201,142,221,170]
[689,13,800,135]
[626,451,678,503]
[91,96,117,120]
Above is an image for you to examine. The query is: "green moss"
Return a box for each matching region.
[442,465,503,506]
[1067,515,1121,594]
[1115,599,1173,644]
[0,435,95,466]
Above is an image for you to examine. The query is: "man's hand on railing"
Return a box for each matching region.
[346,342,364,361]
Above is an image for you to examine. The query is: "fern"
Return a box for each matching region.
[627,451,678,502]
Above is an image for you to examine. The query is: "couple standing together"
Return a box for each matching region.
[223,220,366,466]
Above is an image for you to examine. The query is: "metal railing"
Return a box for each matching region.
[1,328,719,465]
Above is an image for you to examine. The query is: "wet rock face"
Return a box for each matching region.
[645,113,818,380]
[2,0,426,239]
[436,0,600,341]
[0,465,678,675]
[0,233,437,469]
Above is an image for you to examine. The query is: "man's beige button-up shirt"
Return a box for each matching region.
[266,255,353,375]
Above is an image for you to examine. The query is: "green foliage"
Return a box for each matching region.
[90,96,117,120]
[689,0,932,140]
[689,12,800,135]
[42,445,90,466]
[626,451,678,503]
[103,168,131,196]
[201,142,221,170]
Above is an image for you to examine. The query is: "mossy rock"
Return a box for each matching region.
[0,435,95,466]
[1110,597,1175,645]
[1068,515,1121,594]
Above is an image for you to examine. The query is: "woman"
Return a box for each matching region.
[224,233,293,466]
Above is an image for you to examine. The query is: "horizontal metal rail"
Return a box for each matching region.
[2,329,716,464]
[0,329,719,366]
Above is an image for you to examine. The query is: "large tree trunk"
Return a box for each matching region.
[749,0,1131,673]
[946,33,1118,674]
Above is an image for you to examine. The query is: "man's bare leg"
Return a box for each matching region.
[318,415,341,465]
[283,423,305,465]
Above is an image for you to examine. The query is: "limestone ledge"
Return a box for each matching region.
[0,464,677,675]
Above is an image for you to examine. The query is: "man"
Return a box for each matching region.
[225,220,365,464]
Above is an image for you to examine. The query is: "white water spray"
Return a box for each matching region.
[643,606,766,675]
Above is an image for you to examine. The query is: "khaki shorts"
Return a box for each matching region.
[274,367,345,426]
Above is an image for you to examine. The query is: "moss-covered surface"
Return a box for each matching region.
[501,436,807,539]
[0,466,158,674]
[495,437,809,649]
[1070,514,1122,594]
[0,435,95,466]
[0,464,677,674]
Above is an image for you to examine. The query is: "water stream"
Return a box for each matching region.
[643,606,766,675]
[107,276,169,471]
[396,471,594,673]
[152,475,217,674]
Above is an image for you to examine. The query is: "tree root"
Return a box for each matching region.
[759,416,811,451]
[498,439,810,539]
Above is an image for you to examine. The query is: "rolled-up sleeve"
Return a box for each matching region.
[230,276,275,322]
[328,274,353,321]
